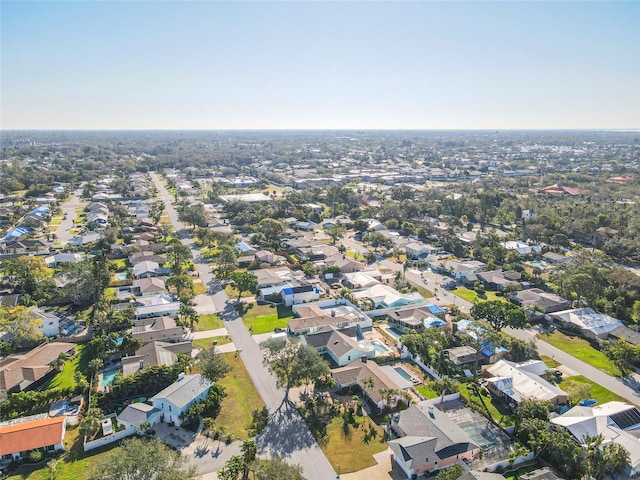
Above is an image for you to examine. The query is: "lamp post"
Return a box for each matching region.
[336,464,341,479]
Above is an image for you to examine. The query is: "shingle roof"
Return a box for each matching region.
[150,374,211,409]
[117,402,160,427]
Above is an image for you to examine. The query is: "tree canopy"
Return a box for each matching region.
[470,300,528,331]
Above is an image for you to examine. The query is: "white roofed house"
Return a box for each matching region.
[27,307,60,338]
[549,308,625,339]
[133,295,180,320]
[150,374,212,426]
[405,242,441,261]
[551,401,640,477]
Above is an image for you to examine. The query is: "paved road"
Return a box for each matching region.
[505,327,640,406]
[54,188,84,244]
[150,172,338,480]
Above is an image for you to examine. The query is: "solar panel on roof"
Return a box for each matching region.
[610,408,640,430]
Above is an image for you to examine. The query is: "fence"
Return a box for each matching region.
[83,424,136,452]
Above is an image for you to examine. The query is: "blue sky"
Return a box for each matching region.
[1,1,639,130]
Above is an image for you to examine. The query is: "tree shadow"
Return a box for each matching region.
[256,399,317,458]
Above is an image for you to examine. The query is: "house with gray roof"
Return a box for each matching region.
[388,400,480,477]
[117,402,161,432]
[150,374,211,426]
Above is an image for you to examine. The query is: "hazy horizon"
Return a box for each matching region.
[2,1,639,130]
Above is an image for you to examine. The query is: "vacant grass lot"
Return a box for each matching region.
[459,383,515,427]
[559,375,625,404]
[39,344,90,391]
[215,353,265,441]
[242,303,293,334]
[452,287,507,304]
[540,355,561,368]
[195,313,224,331]
[540,330,620,376]
[321,415,387,473]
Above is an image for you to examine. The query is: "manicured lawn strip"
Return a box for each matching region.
[196,313,224,331]
[459,383,515,427]
[224,284,254,299]
[215,353,265,441]
[540,355,560,368]
[540,331,620,376]
[413,285,434,298]
[109,258,128,271]
[39,344,90,391]
[242,303,293,335]
[192,335,232,352]
[559,375,625,404]
[452,287,507,303]
[320,415,387,473]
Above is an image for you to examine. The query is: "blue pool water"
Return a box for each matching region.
[530,261,547,269]
[114,273,128,280]
[386,327,404,340]
[371,340,389,354]
[394,367,414,382]
[101,369,120,387]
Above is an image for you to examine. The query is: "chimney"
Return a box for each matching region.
[331,310,336,318]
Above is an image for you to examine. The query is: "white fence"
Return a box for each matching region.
[83,425,136,452]
[429,392,460,405]
[482,451,535,472]
[401,351,441,381]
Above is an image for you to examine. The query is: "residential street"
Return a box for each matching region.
[54,188,84,244]
[150,172,338,480]
[505,327,640,406]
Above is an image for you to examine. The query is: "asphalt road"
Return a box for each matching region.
[54,188,84,244]
[505,327,640,406]
[150,172,338,480]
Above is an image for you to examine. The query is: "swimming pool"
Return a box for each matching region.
[394,367,414,382]
[385,327,404,340]
[114,273,128,280]
[529,261,548,269]
[101,369,121,387]
[371,340,390,354]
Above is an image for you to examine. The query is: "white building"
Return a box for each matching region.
[28,307,60,337]
[150,374,212,426]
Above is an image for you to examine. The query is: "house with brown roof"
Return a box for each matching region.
[0,415,66,464]
[132,277,167,297]
[0,343,76,394]
[131,316,184,344]
[332,358,403,410]
[534,181,581,197]
[121,340,192,377]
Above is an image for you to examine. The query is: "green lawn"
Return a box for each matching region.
[241,303,293,334]
[192,335,232,352]
[215,353,265,441]
[224,284,254,299]
[415,384,438,399]
[109,258,128,271]
[39,344,90,391]
[459,383,515,427]
[540,355,560,368]
[195,313,224,331]
[559,375,625,404]
[452,286,507,304]
[321,415,388,473]
[413,285,434,298]
[192,281,207,295]
[540,331,620,376]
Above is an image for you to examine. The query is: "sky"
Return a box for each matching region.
[1,1,639,130]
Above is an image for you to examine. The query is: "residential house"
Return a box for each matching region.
[405,242,441,261]
[485,359,568,408]
[251,267,300,289]
[44,253,85,267]
[132,277,167,297]
[280,284,321,307]
[501,241,540,255]
[387,306,447,333]
[0,343,76,393]
[542,252,571,265]
[342,270,383,290]
[121,340,192,376]
[534,182,581,197]
[549,308,625,339]
[438,259,486,280]
[150,374,212,426]
[288,300,373,335]
[476,270,521,291]
[132,260,161,279]
[133,295,180,320]
[254,250,287,266]
[322,254,366,274]
[302,325,375,366]
[551,401,640,477]
[27,307,60,337]
[117,402,161,433]
[0,415,66,464]
[444,346,479,371]
[131,317,185,344]
[332,358,403,410]
[388,400,480,477]
[510,288,569,314]
[353,283,424,309]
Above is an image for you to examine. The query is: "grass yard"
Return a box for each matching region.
[6,425,119,480]
[459,383,515,427]
[559,375,625,405]
[192,281,207,295]
[540,355,561,368]
[224,284,254,299]
[241,303,293,334]
[195,313,224,331]
[39,344,90,391]
[215,353,265,441]
[413,285,434,298]
[452,286,507,304]
[109,258,128,271]
[539,331,620,376]
[192,335,232,353]
[321,415,387,473]
[415,384,438,399]
[50,216,63,225]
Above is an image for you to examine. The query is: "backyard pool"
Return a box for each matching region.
[371,340,390,354]
[529,261,548,269]
[114,273,128,281]
[101,369,121,388]
[385,327,404,340]
[394,367,414,382]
